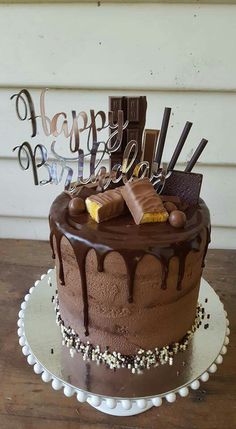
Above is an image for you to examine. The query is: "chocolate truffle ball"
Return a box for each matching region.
[169,210,186,228]
[68,197,85,216]
[164,201,178,214]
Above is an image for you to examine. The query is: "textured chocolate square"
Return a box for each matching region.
[161,170,203,205]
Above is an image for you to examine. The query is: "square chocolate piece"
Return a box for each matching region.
[161,170,203,205]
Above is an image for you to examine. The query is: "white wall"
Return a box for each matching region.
[0,3,236,248]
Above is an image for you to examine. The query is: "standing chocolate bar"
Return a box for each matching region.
[142,129,159,177]
[109,96,147,168]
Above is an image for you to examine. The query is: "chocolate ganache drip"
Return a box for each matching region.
[49,192,210,336]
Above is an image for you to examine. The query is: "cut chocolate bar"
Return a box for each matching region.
[85,187,125,223]
[121,178,169,225]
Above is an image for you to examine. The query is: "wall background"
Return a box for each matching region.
[0,3,235,248]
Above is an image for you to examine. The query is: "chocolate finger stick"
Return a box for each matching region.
[154,107,171,170]
[85,187,125,223]
[167,121,193,171]
[185,138,208,172]
[121,178,169,225]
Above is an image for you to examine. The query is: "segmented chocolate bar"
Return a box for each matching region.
[109,96,147,168]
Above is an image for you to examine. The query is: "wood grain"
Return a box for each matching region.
[0,239,235,429]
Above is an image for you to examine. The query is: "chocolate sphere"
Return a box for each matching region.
[68,197,85,216]
[169,210,186,228]
[164,201,177,214]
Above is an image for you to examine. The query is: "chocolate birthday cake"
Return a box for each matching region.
[48,99,211,373]
[49,179,210,372]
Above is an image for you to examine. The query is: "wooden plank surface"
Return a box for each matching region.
[0,239,235,429]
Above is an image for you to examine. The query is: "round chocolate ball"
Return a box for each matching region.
[68,197,85,216]
[169,210,186,228]
[164,201,178,214]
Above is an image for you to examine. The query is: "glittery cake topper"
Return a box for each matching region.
[11,88,208,202]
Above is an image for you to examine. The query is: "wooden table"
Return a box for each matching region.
[0,239,235,429]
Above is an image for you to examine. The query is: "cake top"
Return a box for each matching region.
[51,192,209,251]
[49,190,210,306]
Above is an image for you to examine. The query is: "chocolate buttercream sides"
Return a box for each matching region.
[49,191,210,340]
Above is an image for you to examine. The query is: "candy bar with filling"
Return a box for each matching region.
[121,178,169,225]
[85,187,125,223]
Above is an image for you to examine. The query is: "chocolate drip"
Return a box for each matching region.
[50,220,90,335]
[49,230,55,259]
[96,251,110,273]
[72,245,90,336]
[160,257,169,290]
[49,215,65,286]
[176,234,202,290]
[121,251,144,302]
[49,193,210,337]
[147,235,202,291]
[55,234,65,285]
[202,226,211,268]
[148,251,171,290]
[176,252,187,291]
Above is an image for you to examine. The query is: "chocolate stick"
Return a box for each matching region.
[185,138,208,172]
[167,121,193,171]
[154,107,171,169]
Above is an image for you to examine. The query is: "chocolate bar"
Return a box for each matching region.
[142,129,159,177]
[127,96,147,166]
[121,178,169,225]
[109,96,147,169]
[109,96,126,156]
[85,187,125,223]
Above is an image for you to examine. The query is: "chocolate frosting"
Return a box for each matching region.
[49,192,210,337]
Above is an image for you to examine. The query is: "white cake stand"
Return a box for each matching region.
[17,269,229,416]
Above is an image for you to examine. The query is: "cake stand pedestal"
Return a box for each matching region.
[17,269,229,416]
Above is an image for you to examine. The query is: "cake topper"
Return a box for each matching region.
[11,88,208,202]
[11,88,130,189]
